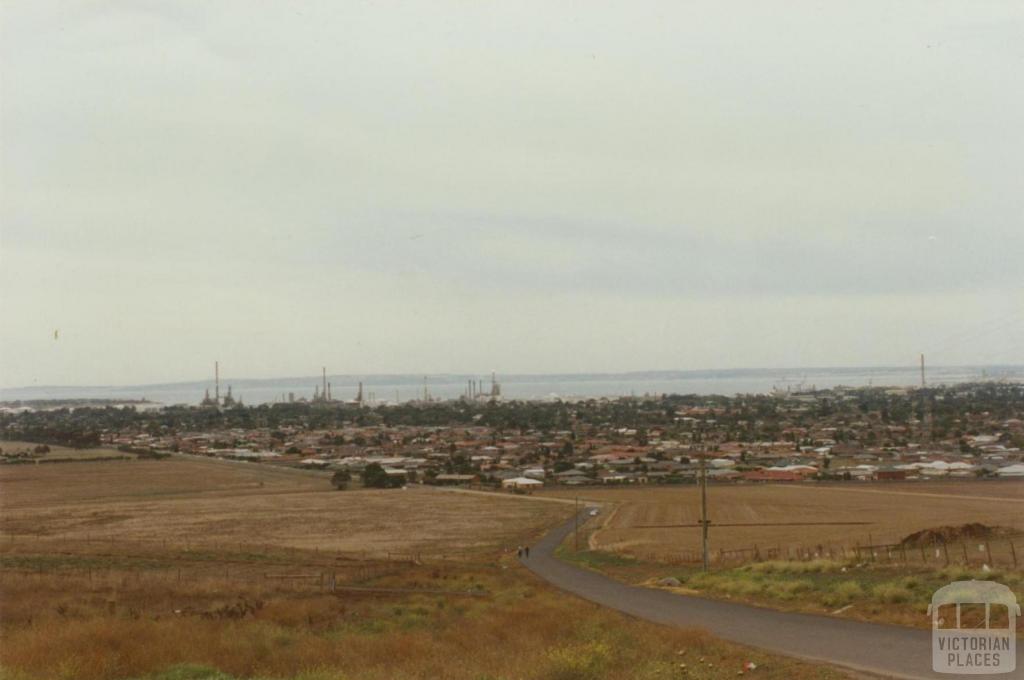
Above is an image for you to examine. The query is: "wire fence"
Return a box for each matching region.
[632,536,1023,570]
[0,531,487,566]
[0,530,503,599]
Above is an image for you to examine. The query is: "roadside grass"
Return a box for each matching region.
[557,546,1024,630]
[554,546,637,569]
[0,556,852,680]
[672,561,1024,629]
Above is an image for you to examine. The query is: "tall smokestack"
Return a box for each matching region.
[215,361,220,402]
[322,367,327,400]
[920,354,926,388]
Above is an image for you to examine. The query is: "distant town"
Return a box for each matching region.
[3,373,1023,488]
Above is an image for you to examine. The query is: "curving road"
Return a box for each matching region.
[520,512,1022,680]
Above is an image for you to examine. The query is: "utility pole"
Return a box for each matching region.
[699,448,710,573]
[574,496,580,552]
[919,354,933,445]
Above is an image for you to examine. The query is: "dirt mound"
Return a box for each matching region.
[900,523,1019,547]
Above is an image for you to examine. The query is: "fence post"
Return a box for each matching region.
[1010,541,1018,568]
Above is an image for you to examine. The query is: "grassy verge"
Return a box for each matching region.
[558,547,1024,631]
[555,545,638,569]
[0,551,852,680]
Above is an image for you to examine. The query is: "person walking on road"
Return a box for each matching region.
[524,546,530,558]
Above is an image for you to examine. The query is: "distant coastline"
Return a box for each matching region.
[2,365,1022,406]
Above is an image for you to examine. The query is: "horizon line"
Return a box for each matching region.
[3,363,1023,392]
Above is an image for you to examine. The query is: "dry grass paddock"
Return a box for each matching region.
[0,555,851,680]
[541,480,1024,561]
[0,456,852,680]
[0,441,135,462]
[0,457,569,556]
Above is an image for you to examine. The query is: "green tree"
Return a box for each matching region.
[361,463,389,488]
[361,463,404,488]
[331,470,351,490]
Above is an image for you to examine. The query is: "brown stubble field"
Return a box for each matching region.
[0,457,855,680]
[0,440,135,461]
[541,481,1024,560]
[0,456,570,556]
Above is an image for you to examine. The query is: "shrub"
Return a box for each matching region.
[147,665,237,680]
[821,580,863,607]
[834,580,864,601]
[291,669,350,680]
[722,579,765,597]
[972,569,1004,582]
[765,579,814,601]
[901,576,922,591]
[683,573,721,591]
[939,566,973,582]
[542,640,612,680]
[745,559,842,575]
[872,584,913,604]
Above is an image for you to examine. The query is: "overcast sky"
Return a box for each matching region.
[2,1,1022,387]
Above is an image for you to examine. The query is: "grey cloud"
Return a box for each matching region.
[2,1,1021,386]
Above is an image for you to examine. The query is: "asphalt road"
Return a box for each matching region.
[520,512,1022,680]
